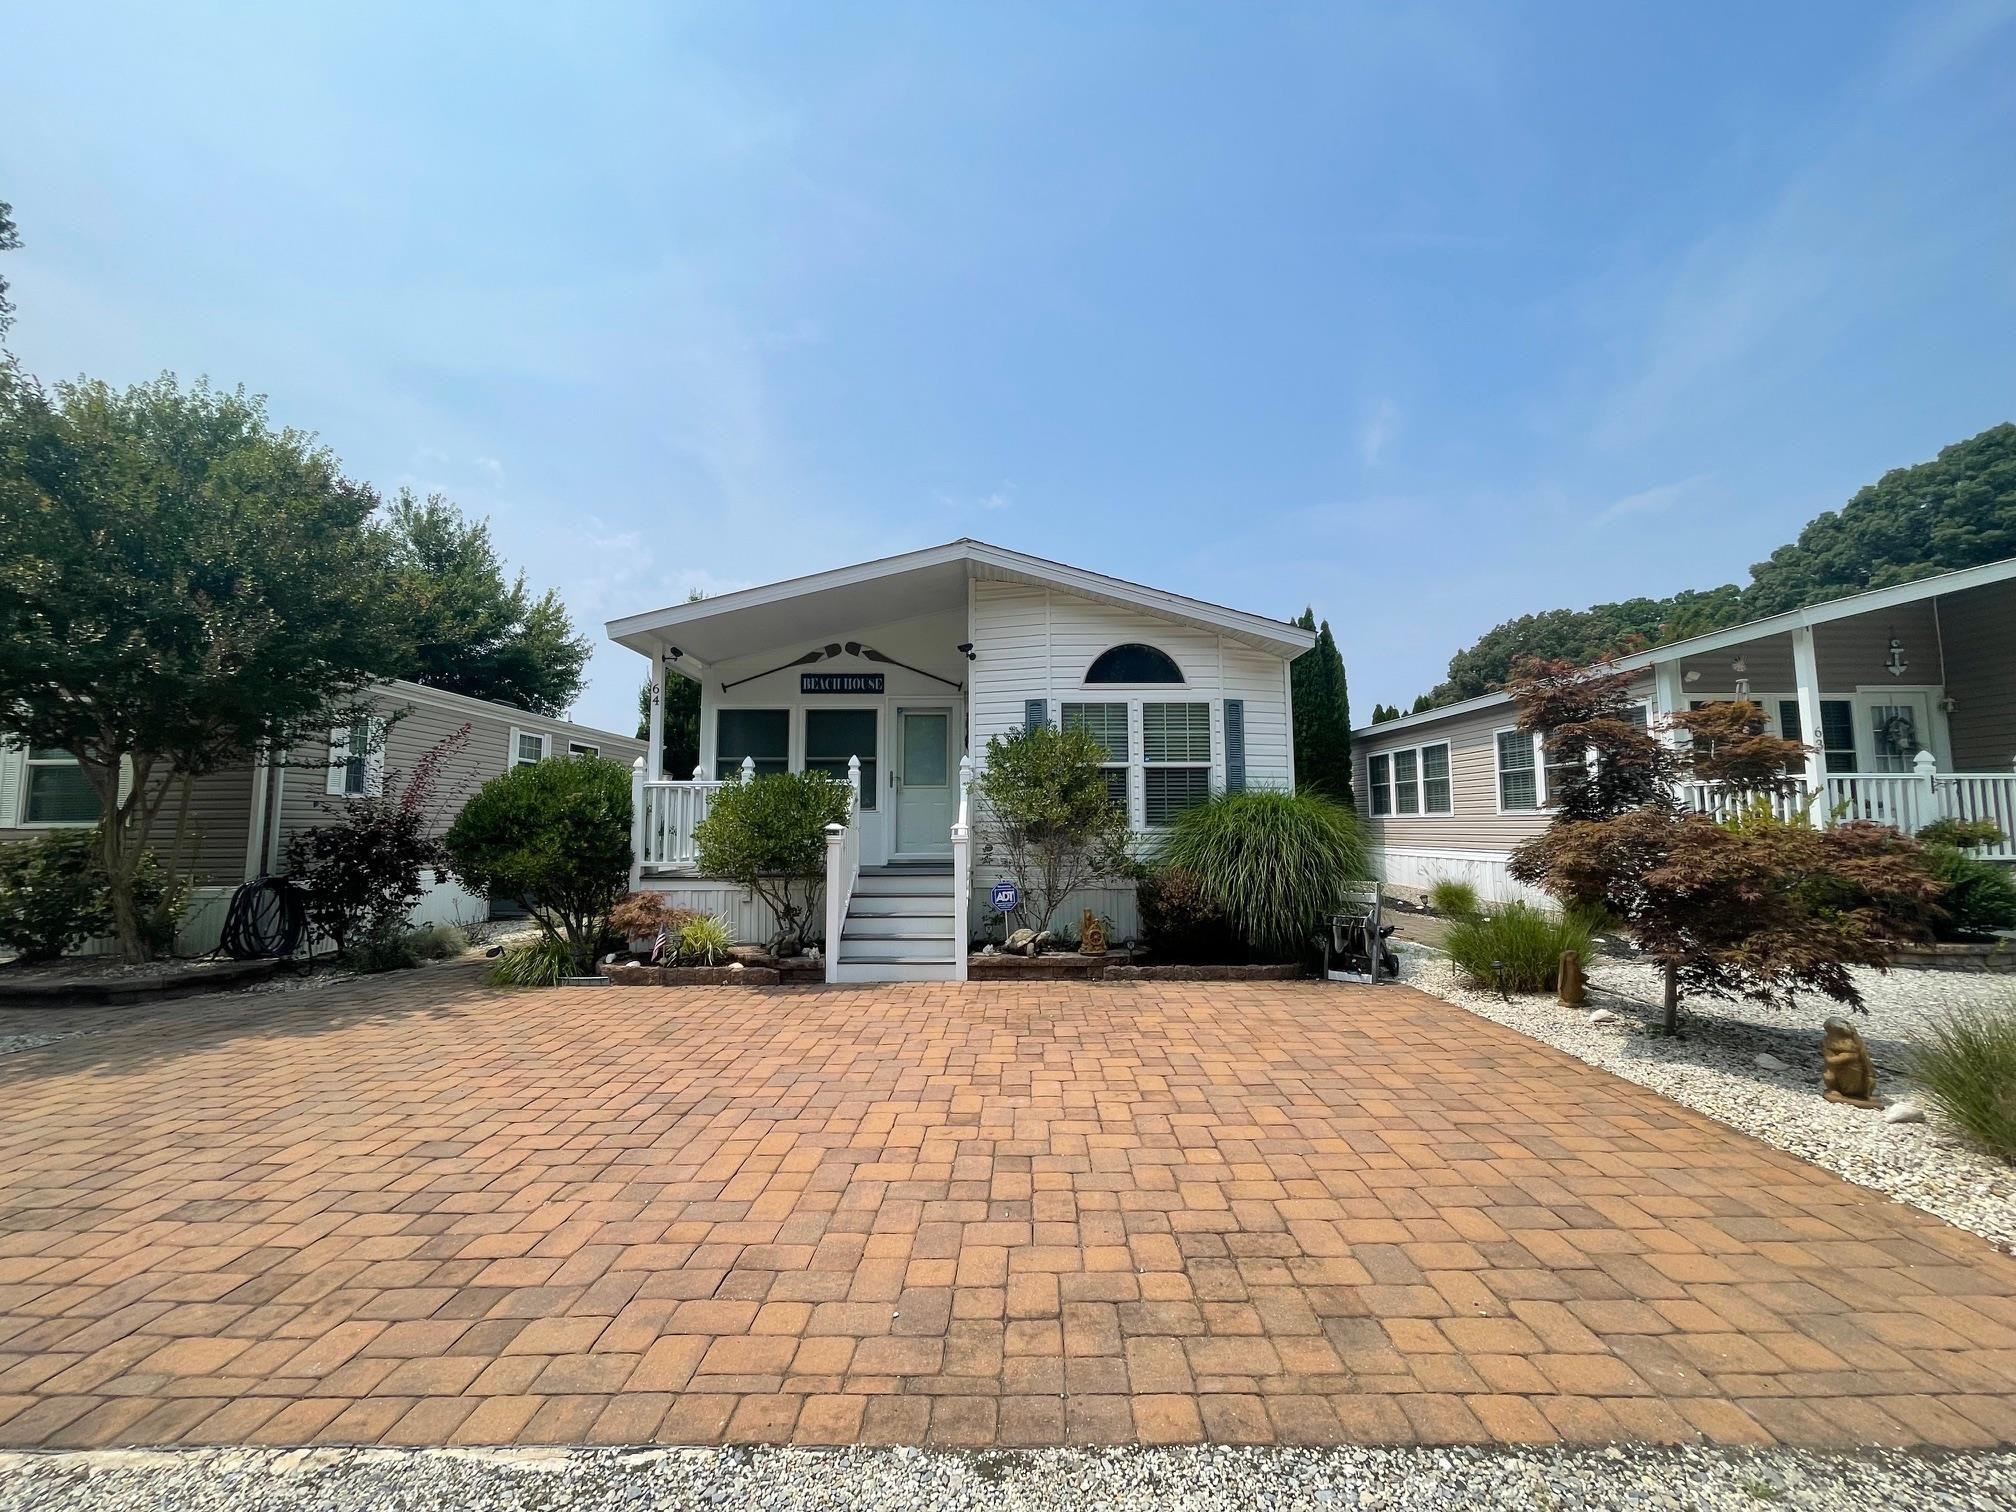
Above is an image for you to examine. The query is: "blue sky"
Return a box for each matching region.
[6,2,2014,734]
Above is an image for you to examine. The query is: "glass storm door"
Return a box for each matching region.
[893,709,953,856]
[1867,695,1931,772]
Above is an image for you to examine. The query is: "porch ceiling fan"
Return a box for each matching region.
[721,641,962,692]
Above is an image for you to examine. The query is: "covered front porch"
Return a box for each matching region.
[1648,561,2016,857]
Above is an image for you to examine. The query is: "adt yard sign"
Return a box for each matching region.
[989,880,1021,913]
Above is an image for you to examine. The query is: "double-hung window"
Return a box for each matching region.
[1365,742,1451,817]
[328,720,388,797]
[510,729,551,769]
[1142,702,1211,826]
[715,709,788,780]
[805,708,877,808]
[1496,730,1539,811]
[1062,702,1129,812]
[23,748,102,823]
[1777,700,1857,773]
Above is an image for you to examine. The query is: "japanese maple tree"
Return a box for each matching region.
[1505,658,1939,1033]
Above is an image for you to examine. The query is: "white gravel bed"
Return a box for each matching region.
[4,1444,2016,1512]
[1399,944,2016,1249]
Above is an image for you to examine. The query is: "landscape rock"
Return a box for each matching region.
[1885,1101,1927,1124]
[1755,1052,1789,1071]
[1588,1008,1617,1024]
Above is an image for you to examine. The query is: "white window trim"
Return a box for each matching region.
[1366,739,1453,819]
[327,718,388,798]
[1494,727,1545,815]
[508,726,553,770]
[16,746,107,828]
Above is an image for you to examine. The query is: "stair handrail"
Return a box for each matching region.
[823,755,863,984]
[950,755,972,982]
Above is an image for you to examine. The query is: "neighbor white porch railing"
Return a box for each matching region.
[822,756,863,985]
[950,755,972,983]
[1678,750,2016,860]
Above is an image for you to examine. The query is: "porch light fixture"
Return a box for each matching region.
[1886,636,1908,678]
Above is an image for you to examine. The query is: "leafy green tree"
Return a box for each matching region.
[384,489,591,717]
[444,754,634,972]
[0,200,19,344]
[1743,423,2016,615]
[1369,703,1400,723]
[975,724,1132,936]
[1290,609,1354,803]
[691,771,852,954]
[0,375,404,959]
[637,673,702,776]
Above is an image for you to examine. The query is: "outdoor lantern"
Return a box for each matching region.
[1886,636,1908,677]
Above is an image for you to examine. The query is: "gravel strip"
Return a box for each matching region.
[4,1444,2016,1512]
[1398,945,2016,1249]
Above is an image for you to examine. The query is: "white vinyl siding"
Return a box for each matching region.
[966,580,1296,831]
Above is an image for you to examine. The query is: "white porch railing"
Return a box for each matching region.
[950,755,972,983]
[1678,751,2016,860]
[631,761,740,881]
[822,756,863,984]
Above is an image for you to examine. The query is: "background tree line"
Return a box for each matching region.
[1410,423,2016,708]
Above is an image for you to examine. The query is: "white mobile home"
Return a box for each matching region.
[608,540,1314,981]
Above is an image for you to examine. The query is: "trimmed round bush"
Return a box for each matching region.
[1154,790,1369,962]
[445,755,633,974]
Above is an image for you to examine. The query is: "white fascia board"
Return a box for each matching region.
[1352,689,1513,741]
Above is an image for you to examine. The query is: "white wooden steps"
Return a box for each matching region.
[832,862,958,983]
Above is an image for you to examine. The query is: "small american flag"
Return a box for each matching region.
[650,924,669,964]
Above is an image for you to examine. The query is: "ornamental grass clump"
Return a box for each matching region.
[1155,789,1368,962]
[1426,877,1482,920]
[488,935,576,988]
[1908,1004,2016,1161]
[1445,902,1596,994]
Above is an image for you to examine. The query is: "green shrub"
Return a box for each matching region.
[692,771,851,954]
[1426,878,1482,920]
[1924,844,2016,939]
[1445,902,1597,993]
[408,923,469,961]
[488,936,576,988]
[1917,817,2007,850]
[1137,865,1245,964]
[0,830,188,963]
[1909,1004,2016,1160]
[676,913,733,966]
[445,756,633,973]
[344,924,421,974]
[1154,790,1368,962]
[975,724,1133,936]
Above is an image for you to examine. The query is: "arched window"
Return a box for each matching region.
[1085,643,1184,684]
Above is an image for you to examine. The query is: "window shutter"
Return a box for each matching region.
[0,744,19,827]
[325,727,349,795]
[1024,699,1048,733]
[364,718,388,798]
[1224,699,1246,793]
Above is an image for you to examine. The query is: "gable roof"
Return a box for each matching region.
[607,539,1316,664]
[1355,553,2016,740]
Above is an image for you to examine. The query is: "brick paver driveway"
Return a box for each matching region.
[2,967,2014,1452]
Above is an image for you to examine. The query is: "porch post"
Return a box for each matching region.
[1652,660,1685,747]
[1790,626,1824,801]
[628,756,646,890]
[646,649,666,778]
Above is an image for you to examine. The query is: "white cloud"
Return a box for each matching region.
[939,484,1014,512]
[1593,473,1715,527]
[1357,399,1400,466]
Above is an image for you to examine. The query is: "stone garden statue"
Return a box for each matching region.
[1820,1017,1879,1107]
[1557,949,1586,1008]
[1080,909,1107,956]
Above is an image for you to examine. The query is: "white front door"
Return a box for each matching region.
[893,708,953,856]
[1861,692,1935,772]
